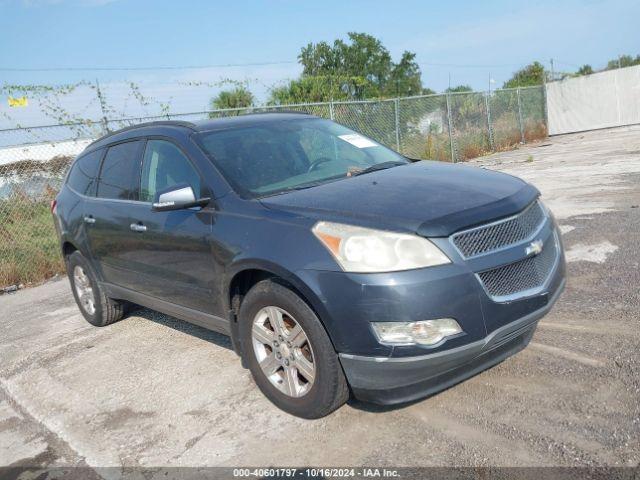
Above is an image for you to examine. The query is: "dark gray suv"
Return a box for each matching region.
[52,113,565,418]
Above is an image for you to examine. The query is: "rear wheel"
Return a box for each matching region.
[66,251,124,327]
[239,279,349,419]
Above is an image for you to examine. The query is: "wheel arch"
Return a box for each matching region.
[61,240,78,258]
[59,235,104,282]
[225,260,335,364]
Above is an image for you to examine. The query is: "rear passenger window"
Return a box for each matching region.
[67,149,103,196]
[97,141,143,200]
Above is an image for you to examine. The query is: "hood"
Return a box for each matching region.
[260,161,539,237]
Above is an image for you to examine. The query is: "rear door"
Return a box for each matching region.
[63,148,104,253]
[120,138,216,314]
[83,139,145,290]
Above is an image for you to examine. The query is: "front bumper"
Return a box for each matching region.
[339,278,565,405]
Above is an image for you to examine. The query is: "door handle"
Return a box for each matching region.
[130,223,147,233]
[83,216,96,224]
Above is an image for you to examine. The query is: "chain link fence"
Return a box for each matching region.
[0,86,546,288]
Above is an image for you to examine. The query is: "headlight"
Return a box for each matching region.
[372,319,463,346]
[312,221,450,273]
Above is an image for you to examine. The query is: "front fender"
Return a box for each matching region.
[224,258,343,357]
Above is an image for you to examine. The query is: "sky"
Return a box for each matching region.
[0,0,638,127]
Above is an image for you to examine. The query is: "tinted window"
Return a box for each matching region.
[196,118,407,197]
[97,141,143,200]
[67,149,103,196]
[140,140,201,202]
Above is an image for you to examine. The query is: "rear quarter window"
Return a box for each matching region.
[97,140,144,200]
[66,148,103,196]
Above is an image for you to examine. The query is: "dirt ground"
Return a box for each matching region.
[1,125,639,471]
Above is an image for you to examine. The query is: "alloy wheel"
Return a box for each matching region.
[73,265,96,315]
[251,306,316,398]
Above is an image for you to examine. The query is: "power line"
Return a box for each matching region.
[0,60,298,72]
[417,62,521,69]
[0,59,535,73]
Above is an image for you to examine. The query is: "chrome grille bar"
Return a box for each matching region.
[452,201,545,258]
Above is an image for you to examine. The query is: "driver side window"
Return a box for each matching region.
[140,140,201,202]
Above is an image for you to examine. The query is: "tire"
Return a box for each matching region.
[66,251,124,327]
[238,279,349,419]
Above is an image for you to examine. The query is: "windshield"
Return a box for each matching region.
[195,118,409,197]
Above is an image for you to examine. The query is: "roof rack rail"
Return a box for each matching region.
[88,120,197,147]
[246,110,313,116]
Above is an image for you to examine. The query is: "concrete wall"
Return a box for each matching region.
[546,65,640,135]
[0,139,91,166]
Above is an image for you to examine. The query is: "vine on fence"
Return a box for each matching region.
[0,77,254,133]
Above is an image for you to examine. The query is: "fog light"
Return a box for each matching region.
[371,319,462,346]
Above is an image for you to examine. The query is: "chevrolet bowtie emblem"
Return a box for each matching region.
[525,239,544,256]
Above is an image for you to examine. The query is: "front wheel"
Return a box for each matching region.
[239,280,349,419]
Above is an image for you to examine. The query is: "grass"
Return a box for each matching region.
[402,121,547,162]
[0,197,65,288]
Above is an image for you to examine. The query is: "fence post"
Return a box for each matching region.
[485,92,494,151]
[394,98,401,152]
[445,93,456,162]
[516,87,525,144]
[329,101,335,121]
[542,82,549,134]
[94,79,110,134]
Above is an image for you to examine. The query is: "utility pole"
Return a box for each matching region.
[549,58,555,82]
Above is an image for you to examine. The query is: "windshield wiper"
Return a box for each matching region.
[283,181,325,192]
[350,161,407,177]
[265,176,343,197]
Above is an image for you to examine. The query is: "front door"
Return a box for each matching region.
[124,139,216,314]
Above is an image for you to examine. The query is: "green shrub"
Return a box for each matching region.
[0,198,64,287]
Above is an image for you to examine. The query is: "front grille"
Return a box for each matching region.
[477,235,558,300]
[452,201,545,258]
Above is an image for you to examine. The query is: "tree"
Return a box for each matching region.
[268,75,366,104]
[445,85,473,93]
[269,32,429,104]
[606,54,640,70]
[577,64,594,76]
[503,62,546,88]
[210,86,254,110]
[387,51,423,97]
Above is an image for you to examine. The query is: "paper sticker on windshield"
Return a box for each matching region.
[338,134,378,149]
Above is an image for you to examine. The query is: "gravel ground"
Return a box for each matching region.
[1,125,639,472]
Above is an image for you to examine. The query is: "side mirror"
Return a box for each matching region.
[152,184,210,212]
